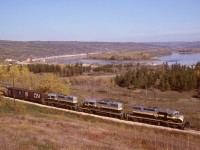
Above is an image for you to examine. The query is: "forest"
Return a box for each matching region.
[115,62,200,97]
[27,63,91,77]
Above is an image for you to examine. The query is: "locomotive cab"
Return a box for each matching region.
[97,99,123,111]
[83,99,97,107]
[47,93,78,104]
[157,109,184,123]
[47,93,57,100]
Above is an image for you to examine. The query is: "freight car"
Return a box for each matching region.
[126,105,190,129]
[44,93,78,110]
[79,99,124,119]
[4,86,47,103]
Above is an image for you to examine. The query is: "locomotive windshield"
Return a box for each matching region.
[133,106,142,110]
[173,111,180,116]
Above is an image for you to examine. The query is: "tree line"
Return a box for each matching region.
[93,64,115,73]
[115,62,200,95]
[27,63,91,77]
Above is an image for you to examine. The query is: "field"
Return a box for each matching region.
[0,97,200,150]
[69,75,200,130]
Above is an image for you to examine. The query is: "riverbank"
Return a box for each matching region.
[45,50,170,66]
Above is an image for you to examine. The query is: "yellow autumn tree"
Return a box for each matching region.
[0,65,8,84]
[2,65,70,95]
[37,73,70,95]
[7,65,34,89]
[18,66,34,89]
[7,65,21,87]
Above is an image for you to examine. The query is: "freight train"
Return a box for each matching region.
[3,86,190,130]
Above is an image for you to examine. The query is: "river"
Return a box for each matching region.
[153,52,200,65]
[46,52,200,66]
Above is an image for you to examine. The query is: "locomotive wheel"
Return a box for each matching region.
[179,125,184,130]
[119,115,123,120]
[108,114,112,117]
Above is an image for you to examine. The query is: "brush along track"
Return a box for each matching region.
[4,97,200,136]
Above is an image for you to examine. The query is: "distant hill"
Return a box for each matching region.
[149,41,200,48]
[174,41,200,48]
[0,40,200,61]
[0,41,165,61]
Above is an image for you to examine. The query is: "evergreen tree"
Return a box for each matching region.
[113,62,200,92]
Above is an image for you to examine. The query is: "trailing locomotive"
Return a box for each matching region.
[80,99,124,118]
[44,93,78,110]
[2,86,190,130]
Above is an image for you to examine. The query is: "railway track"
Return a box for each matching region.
[4,97,200,136]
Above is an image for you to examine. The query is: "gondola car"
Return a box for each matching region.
[4,86,47,103]
[126,105,190,129]
[80,99,124,118]
[44,93,78,110]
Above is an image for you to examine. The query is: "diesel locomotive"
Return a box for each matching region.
[45,93,78,110]
[126,105,189,129]
[3,86,190,130]
[80,99,124,119]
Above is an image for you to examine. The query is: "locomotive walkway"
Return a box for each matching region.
[4,97,200,136]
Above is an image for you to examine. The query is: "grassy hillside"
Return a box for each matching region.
[70,75,200,130]
[0,97,199,150]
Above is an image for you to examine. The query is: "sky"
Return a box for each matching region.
[0,0,200,42]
